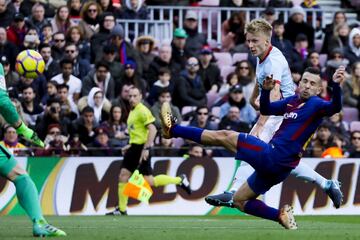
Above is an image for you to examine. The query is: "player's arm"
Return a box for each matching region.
[260,76,289,116]
[321,66,344,116]
[250,82,260,110]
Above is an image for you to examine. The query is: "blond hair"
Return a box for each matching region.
[245,19,273,39]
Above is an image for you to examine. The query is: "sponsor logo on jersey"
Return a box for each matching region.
[284,112,298,119]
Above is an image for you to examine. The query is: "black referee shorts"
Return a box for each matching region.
[121,144,153,175]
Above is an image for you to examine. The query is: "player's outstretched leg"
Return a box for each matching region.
[161,102,238,152]
[205,190,235,207]
[291,162,343,208]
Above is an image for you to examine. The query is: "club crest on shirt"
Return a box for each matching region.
[284,112,298,119]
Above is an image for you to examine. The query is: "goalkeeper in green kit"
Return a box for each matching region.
[0,64,66,237]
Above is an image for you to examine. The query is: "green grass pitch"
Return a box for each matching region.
[0,215,359,239]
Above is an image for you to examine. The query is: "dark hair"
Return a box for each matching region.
[38,43,51,51]
[303,67,321,76]
[21,85,35,93]
[318,122,331,130]
[196,106,209,114]
[60,58,74,67]
[46,97,61,106]
[82,106,94,114]
[57,83,69,91]
[95,61,109,70]
[273,19,284,27]
[158,88,171,96]
[158,67,171,76]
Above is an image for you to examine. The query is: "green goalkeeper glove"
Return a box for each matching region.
[16,122,45,148]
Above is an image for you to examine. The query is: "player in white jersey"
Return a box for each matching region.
[205,19,343,209]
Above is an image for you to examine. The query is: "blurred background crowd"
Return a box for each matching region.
[0,0,359,158]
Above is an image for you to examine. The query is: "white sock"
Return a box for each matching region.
[291,161,328,190]
[230,162,255,192]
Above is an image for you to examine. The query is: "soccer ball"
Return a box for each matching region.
[15,50,45,79]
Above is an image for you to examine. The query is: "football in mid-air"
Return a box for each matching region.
[15,50,45,79]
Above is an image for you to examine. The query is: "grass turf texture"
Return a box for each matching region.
[0,215,359,239]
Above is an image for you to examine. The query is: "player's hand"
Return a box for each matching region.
[262,74,275,90]
[333,66,346,84]
[121,144,131,155]
[140,149,149,163]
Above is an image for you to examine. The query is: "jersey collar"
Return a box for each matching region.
[259,45,273,64]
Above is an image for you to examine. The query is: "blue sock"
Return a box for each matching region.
[171,125,204,143]
[244,199,279,222]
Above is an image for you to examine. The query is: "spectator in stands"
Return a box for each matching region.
[321,11,347,55]
[78,1,102,40]
[300,0,322,38]
[308,123,333,158]
[189,106,217,130]
[40,123,69,157]
[267,0,293,8]
[135,35,156,73]
[83,61,115,98]
[51,58,82,104]
[343,61,360,108]
[20,0,56,18]
[97,0,121,18]
[284,5,315,49]
[328,22,350,54]
[35,98,71,140]
[41,80,58,106]
[326,112,350,144]
[175,56,207,108]
[218,105,251,133]
[50,5,75,34]
[26,3,50,34]
[100,104,128,148]
[64,43,91,80]
[303,50,322,71]
[56,84,78,120]
[289,34,310,71]
[112,83,132,121]
[66,25,91,62]
[221,11,246,53]
[261,7,276,25]
[271,20,293,61]
[0,0,16,28]
[51,32,66,61]
[6,13,27,48]
[0,27,18,69]
[171,28,190,69]
[119,0,148,41]
[1,56,19,89]
[86,125,119,156]
[90,12,116,63]
[0,125,27,156]
[349,131,360,158]
[344,28,360,66]
[151,88,181,130]
[67,0,82,20]
[324,48,350,82]
[20,85,44,128]
[183,10,207,57]
[78,87,110,124]
[218,72,239,99]
[234,60,256,103]
[101,44,123,89]
[109,24,142,74]
[21,27,41,51]
[120,59,147,96]
[40,23,53,44]
[188,144,204,158]
[198,45,222,94]
[219,84,256,125]
[39,43,60,81]
[71,106,98,145]
[148,67,174,105]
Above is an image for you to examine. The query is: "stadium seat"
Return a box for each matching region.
[199,0,220,6]
[343,107,359,123]
[207,92,219,108]
[220,66,235,82]
[214,52,233,67]
[181,106,197,116]
[314,39,323,53]
[350,121,360,132]
[232,53,248,64]
[319,54,328,67]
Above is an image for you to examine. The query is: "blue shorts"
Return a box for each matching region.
[235,133,292,195]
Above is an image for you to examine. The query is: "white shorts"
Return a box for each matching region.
[251,115,284,143]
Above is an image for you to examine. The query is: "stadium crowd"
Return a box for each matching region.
[0,0,359,158]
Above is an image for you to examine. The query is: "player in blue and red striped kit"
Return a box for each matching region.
[160,66,345,229]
